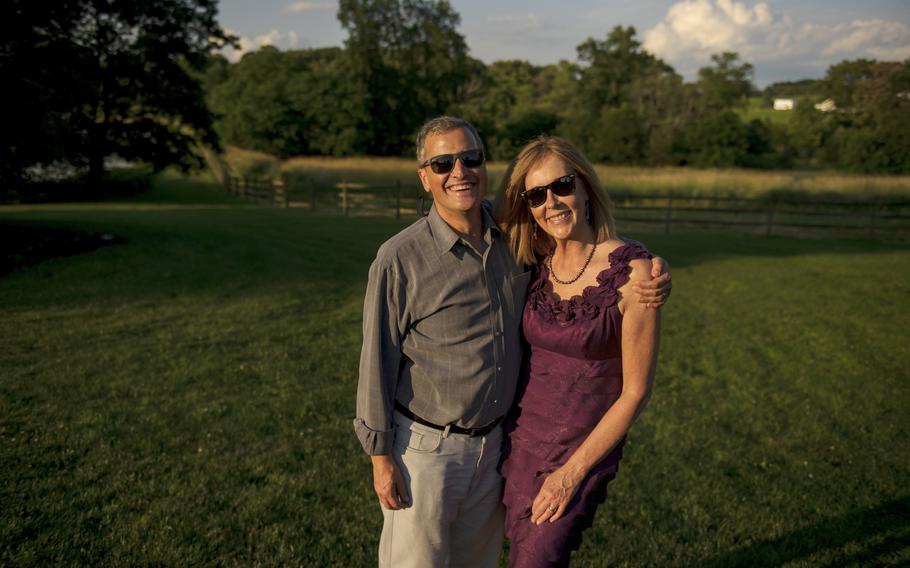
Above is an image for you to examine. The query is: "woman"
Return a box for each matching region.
[495,136,661,567]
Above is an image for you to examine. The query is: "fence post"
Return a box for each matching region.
[341,181,348,216]
[273,178,287,208]
[395,180,402,220]
[664,194,673,235]
[868,200,879,238]
[309,178,316,212]
[765,204,776,237]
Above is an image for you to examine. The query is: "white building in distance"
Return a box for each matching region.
[814,99,837,112]
[773,98,795,110]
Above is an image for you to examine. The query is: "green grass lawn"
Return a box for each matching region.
[738,97,791,126]
[2,173,909,566]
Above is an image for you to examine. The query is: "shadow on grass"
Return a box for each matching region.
[2,199,909,307]
[619,230,910,272]
[695,496,909,567]
[1,222,124,276]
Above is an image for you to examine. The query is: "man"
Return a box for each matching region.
[354,116,670,567]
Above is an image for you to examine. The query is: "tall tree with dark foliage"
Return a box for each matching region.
[1,0,235,191]
[337,0,472,155]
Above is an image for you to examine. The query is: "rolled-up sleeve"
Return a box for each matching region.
[354,253,405,455]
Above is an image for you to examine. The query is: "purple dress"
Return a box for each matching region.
[500,243,651,568]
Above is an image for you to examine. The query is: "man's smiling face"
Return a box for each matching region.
[418,127,487,219]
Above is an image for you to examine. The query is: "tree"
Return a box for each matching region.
[1,0,235,187]
[209,47,359,157]
[337,0,472,155]
[495,109,560,160]
[787,95,837,164]
[697,52,755,111]
[564,26,675,164]
[449,59,562,159]
[826,59,910,173]
[824,58,877,109]
[683,111,748,167]
[738,119,793,169]
[627,67,690,165]
[2,2,86,188]
[589,107,646,164]
[574,26,669,110]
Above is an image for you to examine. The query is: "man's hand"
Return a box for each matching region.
[371,454,410,510]
[631,255,672,308]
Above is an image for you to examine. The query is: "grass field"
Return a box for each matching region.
[225,146,910,202]
[737,97,792,127]
[2,172,909,566]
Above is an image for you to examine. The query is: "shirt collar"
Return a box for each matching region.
[427,201,500,256]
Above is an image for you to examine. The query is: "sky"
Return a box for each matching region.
[217,0,910,87]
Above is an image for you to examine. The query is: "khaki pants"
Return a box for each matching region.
[379,411,504,568]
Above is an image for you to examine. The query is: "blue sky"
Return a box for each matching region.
[217,0,910,86]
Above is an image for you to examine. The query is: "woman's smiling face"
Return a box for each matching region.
[525,153,588,243]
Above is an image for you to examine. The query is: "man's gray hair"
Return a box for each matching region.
[415,116,485,163]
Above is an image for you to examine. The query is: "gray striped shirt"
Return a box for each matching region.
[354,204,530,455]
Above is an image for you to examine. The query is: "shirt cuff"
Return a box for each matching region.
[353,418,395,455]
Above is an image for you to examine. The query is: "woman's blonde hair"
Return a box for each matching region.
[494,136,616,266]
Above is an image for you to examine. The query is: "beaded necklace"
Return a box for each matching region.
[546,242,597,285]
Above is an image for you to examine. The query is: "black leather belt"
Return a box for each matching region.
[395,402,503,437]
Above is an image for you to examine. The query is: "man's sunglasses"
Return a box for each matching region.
[520,174,576,208]
[420,149,485,174]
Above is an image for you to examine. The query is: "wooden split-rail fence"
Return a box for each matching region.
[215,172,910,240]
[610,193,910,239]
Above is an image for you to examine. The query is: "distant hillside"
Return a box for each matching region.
[762,79,826,105]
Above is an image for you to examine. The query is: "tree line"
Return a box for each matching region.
[3,0,909,198]
[207,12,909,174]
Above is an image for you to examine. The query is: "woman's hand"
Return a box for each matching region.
[530,465,585,525]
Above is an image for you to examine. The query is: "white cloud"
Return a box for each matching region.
[221,27,301,62]
[486,13,544,34]
[642,0,910,82]
[286,1,335,13]
[643,0,789,63]
[820,20,910,60]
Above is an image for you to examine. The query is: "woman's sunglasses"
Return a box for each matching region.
[420,149,485,174]
[520,174,576,208]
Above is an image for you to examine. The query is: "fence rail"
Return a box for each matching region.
[214,171,910,240]
[610,193,910,238]
[224,175,288,207]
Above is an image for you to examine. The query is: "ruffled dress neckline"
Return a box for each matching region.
[526,243,650,326]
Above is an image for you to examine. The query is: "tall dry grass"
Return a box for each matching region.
[224,147,910,201]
